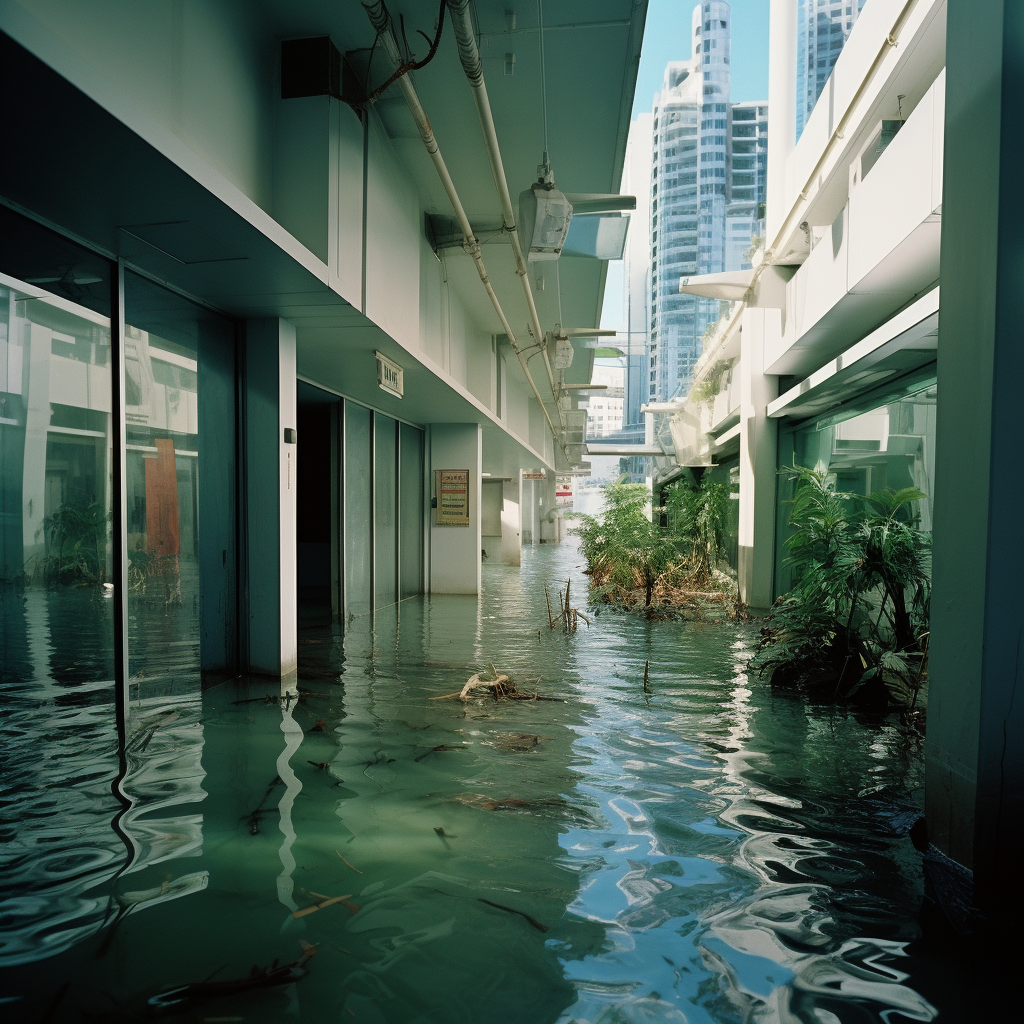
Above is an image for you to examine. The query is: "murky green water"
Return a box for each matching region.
[0,542,984,1021]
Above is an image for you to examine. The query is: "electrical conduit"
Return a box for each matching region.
[444,0,561,405]
[361,0,564,458]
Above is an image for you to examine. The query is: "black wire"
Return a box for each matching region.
[365,0,447,104]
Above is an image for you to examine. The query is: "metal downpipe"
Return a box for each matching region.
[361,0,563,453]
[445,0,560,399]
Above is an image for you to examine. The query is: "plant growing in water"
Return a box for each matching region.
[750,465,931,707]
[569,478,733,611]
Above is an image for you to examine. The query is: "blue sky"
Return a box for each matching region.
[599,0,770,334]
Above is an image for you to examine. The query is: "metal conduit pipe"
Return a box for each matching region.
[763,0,920,266]
[445,0,560,403]
[361,0,564,454]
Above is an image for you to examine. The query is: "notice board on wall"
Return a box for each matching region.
[435,469,470,525]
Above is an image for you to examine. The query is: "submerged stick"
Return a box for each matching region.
[335,850,363,874]
[545,586,554,630]
[292,894,353,919]
[477,897,548,933]
[643,660,650,693]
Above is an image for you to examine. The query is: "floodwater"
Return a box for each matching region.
[0,541,997,1021]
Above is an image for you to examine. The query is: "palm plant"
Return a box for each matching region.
[751,465,930,707]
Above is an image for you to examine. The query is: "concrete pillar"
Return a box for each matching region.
[428,424,482,594]
[539,475,559,543]
[738,308,779,613]
[501,477,522,566]
[766,0,797,246]
[926,0,1024,926]
[244,318,297,688]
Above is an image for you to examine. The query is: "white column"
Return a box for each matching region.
[539,475,558,543]
[501,476,522,566]
[766,0,798,247]
[737,308,779,613]
[428,424,482,594]
[244,318,298,687]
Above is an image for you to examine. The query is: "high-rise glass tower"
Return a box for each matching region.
[647,1,767,402]
[796,0,868,140]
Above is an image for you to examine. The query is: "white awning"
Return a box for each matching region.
[678,266,793,307]
[678,269,754,301]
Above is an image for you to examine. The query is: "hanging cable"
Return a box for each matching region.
[364,0,447,105]
[537,0,550,162]
[555,261,564,330]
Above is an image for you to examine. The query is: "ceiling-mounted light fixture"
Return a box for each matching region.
[519,156,573,261]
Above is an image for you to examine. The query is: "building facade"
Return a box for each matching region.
[648,2,767,404]
[655,0,1024,929]
[796,0,869,140]
[0,0,646,980]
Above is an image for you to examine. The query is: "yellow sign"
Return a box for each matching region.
[435,469,470,525]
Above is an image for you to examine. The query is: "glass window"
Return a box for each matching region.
[344,401,372,618]
[374,414,397,607]
[123,272,237,689]
[0,212,118,963]
[399,423,425,599]
[776,381,938,595]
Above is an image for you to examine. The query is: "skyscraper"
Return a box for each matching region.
[647,1,767,403]
[796,0,868,141]
[725,101,768,271]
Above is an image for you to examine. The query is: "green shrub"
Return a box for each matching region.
[751,465,930,707]
[569,478,731,609]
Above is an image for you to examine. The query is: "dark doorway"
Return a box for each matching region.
[296,382,340,626]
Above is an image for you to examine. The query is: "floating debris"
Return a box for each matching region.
[430,666,565,703]
[335,850,363,874]
[485,732,552,753]
[415,744,468,762]
[292,893,353,919]
[244,776,283,835]
[148,941,317,1011]
[477,897,548,933]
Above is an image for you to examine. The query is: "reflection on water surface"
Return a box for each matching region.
[0,542,985,1021]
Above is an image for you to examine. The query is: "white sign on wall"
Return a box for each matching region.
[375,350,403,398]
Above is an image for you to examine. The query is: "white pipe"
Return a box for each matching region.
[361,1,563,455]
[445,0,559,401]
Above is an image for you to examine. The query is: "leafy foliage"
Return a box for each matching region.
[569,478,733,611]
[689,360,734,406]
[41,499,109,586]
[750,465,931,708]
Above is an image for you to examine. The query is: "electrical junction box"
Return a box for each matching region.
[519,185,573,260]
[552,335,574,370]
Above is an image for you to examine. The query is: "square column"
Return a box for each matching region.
[501,477,522,566]
[244,318,298,686]
[429,424,482,595]
[738,308,779,613]
[927,0,1024,926]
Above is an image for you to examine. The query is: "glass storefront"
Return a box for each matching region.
[374,414,398,608]
[0,205,429,974]
[123,271,238,688]
[303,388,425,621]
[344,401,372,619]
[776,378,938,595]
[0,215,119,964]
[399,422,425,598]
